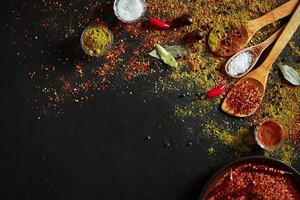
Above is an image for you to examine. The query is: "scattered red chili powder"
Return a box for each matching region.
[226,81,263,115]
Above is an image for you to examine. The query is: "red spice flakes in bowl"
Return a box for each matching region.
[205,162,300,200]
[255,119,286,150]
[226,80,263,115]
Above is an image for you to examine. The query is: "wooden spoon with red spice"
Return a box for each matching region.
[222,3,300,117]
[208,0,298,57]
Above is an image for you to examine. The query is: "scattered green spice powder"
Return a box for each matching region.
[174,100,212,119]
[288,41,300,57]
[208,147,215,155]
[204,121,255,153]
[264,143,297,166]
[208,20,244,52]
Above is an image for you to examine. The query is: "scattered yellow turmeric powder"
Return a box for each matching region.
[81,25,113,56]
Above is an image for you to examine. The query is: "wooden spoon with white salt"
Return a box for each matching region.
[225,26,284,78]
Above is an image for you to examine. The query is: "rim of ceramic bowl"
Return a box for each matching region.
[198,156,300,200]
[254,119,287,151]
[80,24,114,57]
[113,0,146,23]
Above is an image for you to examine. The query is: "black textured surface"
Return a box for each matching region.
[1,1,300,200]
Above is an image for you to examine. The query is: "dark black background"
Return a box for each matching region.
[1,1,299,200]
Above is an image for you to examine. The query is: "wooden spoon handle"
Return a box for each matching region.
[248,0,298,32]
[260,26,284,49]
[262,4,300,70]
[251,27,284,58]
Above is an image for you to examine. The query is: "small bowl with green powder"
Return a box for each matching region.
[80,25,113,57]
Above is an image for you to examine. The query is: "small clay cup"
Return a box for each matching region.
[254,119,286,151]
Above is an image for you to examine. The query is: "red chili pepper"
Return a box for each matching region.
[207,83,226,98]
[149,17,170,29]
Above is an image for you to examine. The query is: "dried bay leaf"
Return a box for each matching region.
[156,44,178,68]
[279,65,300,86]
[149,45,187,59]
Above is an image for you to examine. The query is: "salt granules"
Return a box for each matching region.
[227,50,254,76]
[113,0,146,23]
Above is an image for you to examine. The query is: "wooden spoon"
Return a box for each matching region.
[225,26,284,78]
[222,3,300,117]
[208,0,298,57]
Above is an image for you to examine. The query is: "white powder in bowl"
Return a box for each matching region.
[114,0,146,22]
[227,51,254,76]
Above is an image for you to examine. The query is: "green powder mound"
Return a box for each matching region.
[82,26,112,55]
